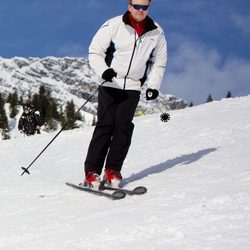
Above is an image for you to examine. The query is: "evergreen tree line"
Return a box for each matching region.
[0,87,234,139]
[0,85,90,139]
[188,91,233,107]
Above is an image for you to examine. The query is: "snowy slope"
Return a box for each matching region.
[0,96,250,250]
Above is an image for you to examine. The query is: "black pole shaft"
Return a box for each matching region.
[21,81,105,176]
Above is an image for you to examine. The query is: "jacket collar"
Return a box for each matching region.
[122,11,158,34]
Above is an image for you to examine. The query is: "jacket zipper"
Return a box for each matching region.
[123,30,138,90]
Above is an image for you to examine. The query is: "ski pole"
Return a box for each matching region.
[21,81,105,176]
[155,100,170,122]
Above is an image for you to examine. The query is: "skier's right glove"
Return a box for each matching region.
[102,68,117,82]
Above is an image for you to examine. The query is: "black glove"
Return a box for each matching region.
[146,88,159,100]
[102,68,117,82]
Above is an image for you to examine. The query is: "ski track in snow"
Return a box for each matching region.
[0,96,250,250]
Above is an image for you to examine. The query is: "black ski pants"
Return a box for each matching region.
[84,86,140,175]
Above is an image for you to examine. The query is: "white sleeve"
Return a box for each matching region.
[147,29,167,90]
[88,20,113,78]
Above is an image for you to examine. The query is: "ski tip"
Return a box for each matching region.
[133,186,147,195]
[112,190,126,200]
[21,167,30,175]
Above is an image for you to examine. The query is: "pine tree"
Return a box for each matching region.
[51,101,60,121]
[0,93,9,140]
[7,93,12,103]
[0,93,8,129]
[45,104,58,131]
[226,91,232,98]
[189,102,194,107]
[92,115,97,126]
[64,100,78,130]
[31,85,59,131]
[35,85,49,120]
[9,91,19,118]
[206,94,213,103]
[59,107,66,128]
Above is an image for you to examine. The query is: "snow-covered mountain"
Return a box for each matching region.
[0,56,187,116]
[0,95,249,249]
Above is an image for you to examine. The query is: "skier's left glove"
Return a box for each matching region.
[146,88,159,100]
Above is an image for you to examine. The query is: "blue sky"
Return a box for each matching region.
[1,0,250,104]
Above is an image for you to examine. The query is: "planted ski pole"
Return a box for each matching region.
[21,81,105,176]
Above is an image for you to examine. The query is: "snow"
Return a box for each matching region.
[1,96,250,250]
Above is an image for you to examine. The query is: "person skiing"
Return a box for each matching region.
[83,0,167,188]
[18,103,42,136]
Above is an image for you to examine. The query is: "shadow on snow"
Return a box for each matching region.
[122,148,218,186]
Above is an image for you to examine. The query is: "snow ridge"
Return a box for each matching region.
[0,56,187,116]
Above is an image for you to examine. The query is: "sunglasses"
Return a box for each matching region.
[130,4,149,11]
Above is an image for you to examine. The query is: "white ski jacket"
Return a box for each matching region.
[89,11,167,91]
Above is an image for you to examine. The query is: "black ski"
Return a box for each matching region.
[99,183,147,195]
[65,182,126,200]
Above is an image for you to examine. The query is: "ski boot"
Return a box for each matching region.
[103,169,122,188]
[82,171,101,189]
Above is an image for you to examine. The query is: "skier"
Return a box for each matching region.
[83,0,167,188]
[18,103,42,136]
